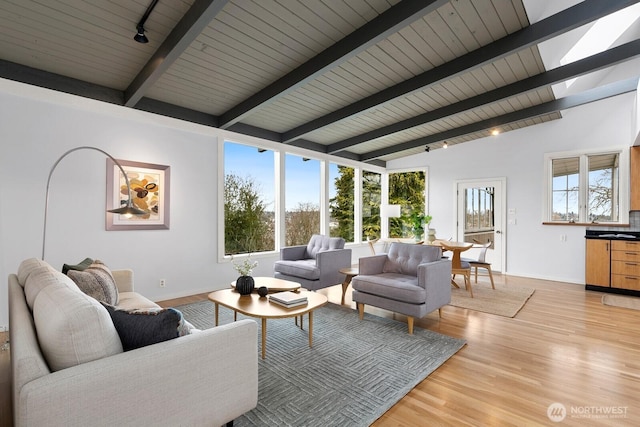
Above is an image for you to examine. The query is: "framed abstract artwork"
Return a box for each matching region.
[106,159,170,230]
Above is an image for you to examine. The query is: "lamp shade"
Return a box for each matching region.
[381,204,401,218]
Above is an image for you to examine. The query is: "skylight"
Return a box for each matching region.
[560,3,640,88]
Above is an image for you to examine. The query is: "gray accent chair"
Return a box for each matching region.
[352,242,451,334]
[273,234,352,291]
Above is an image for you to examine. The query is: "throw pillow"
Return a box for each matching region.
[62,257,94,275]
[102,304,185,351]
[67,260,119,305]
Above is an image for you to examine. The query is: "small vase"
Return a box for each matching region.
[428,228,436,243]
[257,286,269,297]
[235,276,255,295]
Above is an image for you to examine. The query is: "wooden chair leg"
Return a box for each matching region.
[438,308,442,318]
[465,272,473,298]
[357,303,365,320]
[407,316,414,335]
[474,266,479,283]
[487,266,495,289]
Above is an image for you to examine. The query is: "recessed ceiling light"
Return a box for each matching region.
[491,129,500,136]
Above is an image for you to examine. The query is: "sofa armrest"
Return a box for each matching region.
[16,320,258,427]
[112,269,134,293]
[358,254,388,275]
[316,248,352,283]
[280,245,307,261]
[418,259,452,300]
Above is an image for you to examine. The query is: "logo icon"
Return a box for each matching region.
[548,402,567,422]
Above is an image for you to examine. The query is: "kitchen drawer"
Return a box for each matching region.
[611,250,640,262]
[611,274,640,290]
[611,260,640,276]
[611,240,640,251]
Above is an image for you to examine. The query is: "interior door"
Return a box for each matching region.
[455,178,505,273]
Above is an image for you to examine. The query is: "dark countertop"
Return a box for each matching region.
[585,230,640,240]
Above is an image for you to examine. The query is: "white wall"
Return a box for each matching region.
[0,80,279,327]
[0,77,636,327]
[388,91,637,284]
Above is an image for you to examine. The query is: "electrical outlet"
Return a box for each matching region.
[160,279,166,288]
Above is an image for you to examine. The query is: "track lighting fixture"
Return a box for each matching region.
[134,0,159,44]
[424,146,430,152]
[443,141,448,149]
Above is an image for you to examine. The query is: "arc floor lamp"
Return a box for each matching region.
[42,146,146,260]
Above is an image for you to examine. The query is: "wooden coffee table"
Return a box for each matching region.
[208,289,328,359]
[230,276,301,293]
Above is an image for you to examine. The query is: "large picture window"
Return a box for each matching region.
[329,163,355,242]
[223,141,275,254]
[545,149,628,224]
[285,154,320,245]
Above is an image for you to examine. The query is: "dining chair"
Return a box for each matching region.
[461,241,495,289]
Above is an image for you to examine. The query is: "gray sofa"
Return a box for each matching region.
[9,258,258,427]
[273,234,352,291]
[352,243,451,334]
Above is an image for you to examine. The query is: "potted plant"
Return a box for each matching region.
[409,213,432,241]
[231,255,258,295]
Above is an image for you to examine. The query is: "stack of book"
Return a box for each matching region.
[268,291,308,308]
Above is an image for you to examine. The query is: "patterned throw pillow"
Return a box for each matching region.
[67,260,119,305]
[102,304,185,351]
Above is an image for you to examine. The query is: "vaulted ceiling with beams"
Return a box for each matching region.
[1,0,639,166]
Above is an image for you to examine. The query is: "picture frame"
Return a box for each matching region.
[106,159,170,230]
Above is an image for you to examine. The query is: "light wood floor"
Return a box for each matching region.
[161,275,640,426]
[3,275,638,426]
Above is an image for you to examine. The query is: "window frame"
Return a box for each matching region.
[543,147,629,225]
[218,136,386,262]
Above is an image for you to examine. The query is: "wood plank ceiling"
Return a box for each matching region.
[0,0,639,166]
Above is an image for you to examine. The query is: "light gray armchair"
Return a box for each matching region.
[274,234,352,291]
[352,242,451,334]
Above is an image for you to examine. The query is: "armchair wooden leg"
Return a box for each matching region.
[407,317,414,335]
[438,308,442,318]
[357,303,365,320]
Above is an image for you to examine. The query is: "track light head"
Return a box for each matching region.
[443,141,448,149]
[424,146,430,152]
[134,25,148,43]
[134,0,159,43]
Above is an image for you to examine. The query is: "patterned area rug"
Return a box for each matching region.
[602,294,640,311]
[449,283,535,317]
[175,301,465,427]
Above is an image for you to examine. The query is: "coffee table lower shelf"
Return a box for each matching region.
[207,289,328,359]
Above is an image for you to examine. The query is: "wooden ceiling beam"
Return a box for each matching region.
[358,77,640,161]
[216,0,449,129]
[124,0,230,107]
[283,0,640,144]
[328,38,640,154]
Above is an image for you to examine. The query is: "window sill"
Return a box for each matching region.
[542,222,630,227]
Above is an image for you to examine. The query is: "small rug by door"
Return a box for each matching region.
[175,301,465,427]
[602,294,640,311]
[449,283,535,317]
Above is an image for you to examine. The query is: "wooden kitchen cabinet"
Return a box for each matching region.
[632,146,640,211]
[585,239,611,287]
[611,240,640,290]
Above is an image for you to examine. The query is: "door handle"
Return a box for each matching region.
[495,230,502,234]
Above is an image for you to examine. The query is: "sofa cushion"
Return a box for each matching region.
[33,284,123,371]
[273,259,320,280]
[25,265,80,310]
[68,260,119,305]
[383,243,441,276]
[17,258,49,287]
[352,273,425,304]
[102,305,185,351]
[62,257,94,275]
[305,235,345,259]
